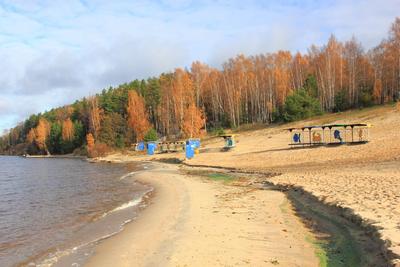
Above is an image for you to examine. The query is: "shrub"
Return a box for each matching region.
[115,136,125,148]
[87,143,111,158]
[211,127,225,136]
[359,90,373,107]
[282,89,322,122]
[304,74,318,98]
[272,107,283,122]
[334,90,349,112]
[144,128,158,142]
[73,147,87,156]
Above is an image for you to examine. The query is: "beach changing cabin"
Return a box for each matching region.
[219,134,236,151]
[287,123,370,147]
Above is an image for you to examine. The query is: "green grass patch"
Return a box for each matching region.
[306,234,329,267]
[184,169,237,183]
[292,195,363,267]
[206,173,236,182]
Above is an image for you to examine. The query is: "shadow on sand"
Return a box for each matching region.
[280,186,394,267]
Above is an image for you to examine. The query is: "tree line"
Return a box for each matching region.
[1,17,399,156]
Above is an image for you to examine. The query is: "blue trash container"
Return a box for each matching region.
[137,141,145,151]
[185,141,194,159]
[147,142,157,155]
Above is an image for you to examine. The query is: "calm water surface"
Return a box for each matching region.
[0,156,150,267]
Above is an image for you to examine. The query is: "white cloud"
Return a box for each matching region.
[0,0,399,131]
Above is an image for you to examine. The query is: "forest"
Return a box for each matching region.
[1,18,399,156]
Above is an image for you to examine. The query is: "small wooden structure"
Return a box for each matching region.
[287,123,371,147]
[220,134,236,150]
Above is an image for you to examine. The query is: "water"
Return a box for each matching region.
[0,156,151,267]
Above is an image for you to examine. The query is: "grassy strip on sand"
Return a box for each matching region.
[183,169,238,184]
[287,188,387,267]
[206,173,236,182]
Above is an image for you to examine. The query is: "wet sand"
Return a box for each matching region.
[85,163,319,266]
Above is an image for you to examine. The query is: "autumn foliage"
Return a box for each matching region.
[182,104,205,138]
[62,118,74,141]
[127,90,151,141]
[34,118,50,154]
[86,133,95,157]
[88,96,102,139]
[2,17,400,156]
[86,133,109,158]
[26,128,36,144]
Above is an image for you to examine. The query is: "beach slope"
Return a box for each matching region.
[85,163,319,266]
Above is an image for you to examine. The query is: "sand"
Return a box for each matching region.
[183,105,400,263]
[90,105,400,265]
[85,163,319,266]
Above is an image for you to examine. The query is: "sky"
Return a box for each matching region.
[0,0,399,133]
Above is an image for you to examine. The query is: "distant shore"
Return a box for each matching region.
[21,154,86,159]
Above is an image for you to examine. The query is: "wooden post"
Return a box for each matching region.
[351,126,354,143]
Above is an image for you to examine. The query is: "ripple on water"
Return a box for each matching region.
[0,156,150,267]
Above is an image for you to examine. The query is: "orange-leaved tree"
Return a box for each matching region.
[373,78,383,104]
[182,103,205,138]
[62,118,75,141]
[86,133,95,157]
[172,68,195,132]
[34,118,50,154]
[88,96,102,139]
[127,90,151,142]
[26,128,36,144]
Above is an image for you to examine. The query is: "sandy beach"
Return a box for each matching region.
[90,105,400,266]
[85,163,319,266]
[183,105,400,264]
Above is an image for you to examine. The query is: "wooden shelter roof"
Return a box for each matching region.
[286,123,371,131]
[219,134,236,138]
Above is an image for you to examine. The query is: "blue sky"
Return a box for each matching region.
[0,0,399,132]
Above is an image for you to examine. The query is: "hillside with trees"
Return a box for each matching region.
[1,18,399,156]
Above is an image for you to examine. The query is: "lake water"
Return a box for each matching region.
[0,156,151,267]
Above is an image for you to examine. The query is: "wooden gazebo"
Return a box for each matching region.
[287,123,371,147]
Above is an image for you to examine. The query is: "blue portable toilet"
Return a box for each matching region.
[147,142,157,155]
[185,141,194,159]
[137,141,145,151]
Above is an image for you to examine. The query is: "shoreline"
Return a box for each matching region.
[14,154,395,265]
[83,162,320,266]
[79,158,395,266]
[28,160,153,267]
